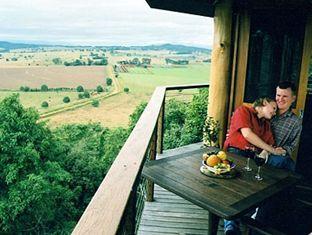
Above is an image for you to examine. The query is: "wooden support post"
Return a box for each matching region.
[146,128,157,202]
[157,99,165,154]
[208,0,233,147]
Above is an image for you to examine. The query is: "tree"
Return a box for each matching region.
[128,102,147,131]
[91,99,100,107]
[76,85,84,92]
[83,91,90,98]
[19,86,25,91]
[52,58,62,65]
[106,78,113,86]
[63,96,71,103]
[96,85,104,93]
[41,84,49,91]
[41,101,49,108]
[23,86,30,92]
[78,93,84,99]
[0,95,76,234]
[124,87,130,93]
[180,89,208,145]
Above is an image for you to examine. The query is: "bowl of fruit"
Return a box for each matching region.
[201,151,235,175]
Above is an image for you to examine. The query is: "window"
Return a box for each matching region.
[244,10,306,103]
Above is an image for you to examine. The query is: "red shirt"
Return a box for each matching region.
[223,105,274,152]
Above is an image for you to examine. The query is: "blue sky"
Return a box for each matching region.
[0,0,214,48]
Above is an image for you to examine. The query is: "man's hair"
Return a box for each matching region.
[277,81,297,95]
[253,97,275,108]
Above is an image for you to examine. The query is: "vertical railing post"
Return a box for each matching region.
[146,128,157,202]
[157,97,165,154]
[117,180,138,235]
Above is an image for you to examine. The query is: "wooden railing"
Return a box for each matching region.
[72,84,209,235]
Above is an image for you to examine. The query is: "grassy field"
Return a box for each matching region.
[0,48,210,128]
[119,64,210,95]
[44,63,210,128]
[0,91,85,112]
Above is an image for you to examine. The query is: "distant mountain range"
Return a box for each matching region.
[0,41,211,53]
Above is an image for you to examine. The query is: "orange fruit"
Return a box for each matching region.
[217,151,227,160]
[206,155,221,167]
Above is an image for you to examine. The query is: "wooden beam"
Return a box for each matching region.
[208,0,233,146]
[295,14,312,117]
[233,10,250,109]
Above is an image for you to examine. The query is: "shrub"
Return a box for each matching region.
[124,87,130,93]
[106,78,112,86]
[83,91,90,98]
[41,84,49,91]
[63,96,70,103]
[41,101,49,108]
[20,86,25,91]
[76,85,84,92]
[96,85,104,93]
[91,99,99,107]
[24,86,30,92]
[78,93,84,99]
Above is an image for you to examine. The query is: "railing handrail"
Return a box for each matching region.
[72,83,209,235]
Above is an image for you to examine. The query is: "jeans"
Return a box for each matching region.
[267,154,295,172]
[224,219,240,234]
[223,147,244,234]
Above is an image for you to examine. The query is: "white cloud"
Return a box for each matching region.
[0,0,213,47]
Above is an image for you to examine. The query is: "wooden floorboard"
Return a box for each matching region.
[137,143,227,235]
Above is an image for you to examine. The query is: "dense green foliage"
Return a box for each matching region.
[0,95,130,234]
[0,88,208,233]
[0,95,76,233]
[163,88,208,149]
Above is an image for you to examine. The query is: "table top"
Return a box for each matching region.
[142,147,300,220]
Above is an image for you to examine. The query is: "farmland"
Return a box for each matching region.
[0,66,108,90]
[0,44,211,128]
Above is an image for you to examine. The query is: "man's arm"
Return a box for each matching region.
[241,128,286,155]
[282,118,302,157]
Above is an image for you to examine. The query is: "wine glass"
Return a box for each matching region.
[243,147,253,172]
[254,154,266,181]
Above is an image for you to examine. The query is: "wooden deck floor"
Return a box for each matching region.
[137,143,227,235]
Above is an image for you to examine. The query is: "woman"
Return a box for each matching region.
[224,97,285,157]
[223,97,285,235]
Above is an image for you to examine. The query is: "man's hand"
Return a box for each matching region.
[272,147,287,156]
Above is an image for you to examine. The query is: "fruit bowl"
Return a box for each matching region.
[202,160,236,174]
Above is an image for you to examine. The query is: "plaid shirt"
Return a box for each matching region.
[271,110,302,157]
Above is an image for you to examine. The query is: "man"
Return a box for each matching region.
[267,81,302,171]
[254,81,302,234]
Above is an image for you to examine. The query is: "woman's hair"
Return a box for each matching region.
[252,97,275,108]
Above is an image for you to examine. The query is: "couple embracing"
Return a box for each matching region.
[223,81,302,234]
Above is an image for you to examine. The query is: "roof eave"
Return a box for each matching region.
[145,0,215,17]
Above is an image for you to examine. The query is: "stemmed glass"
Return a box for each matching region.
[243,147,254,172]
[254,154,266,181]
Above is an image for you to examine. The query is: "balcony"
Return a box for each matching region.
[72,82,312,235]
[72,84,211,234]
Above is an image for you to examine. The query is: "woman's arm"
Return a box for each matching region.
[241,127,286,155]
